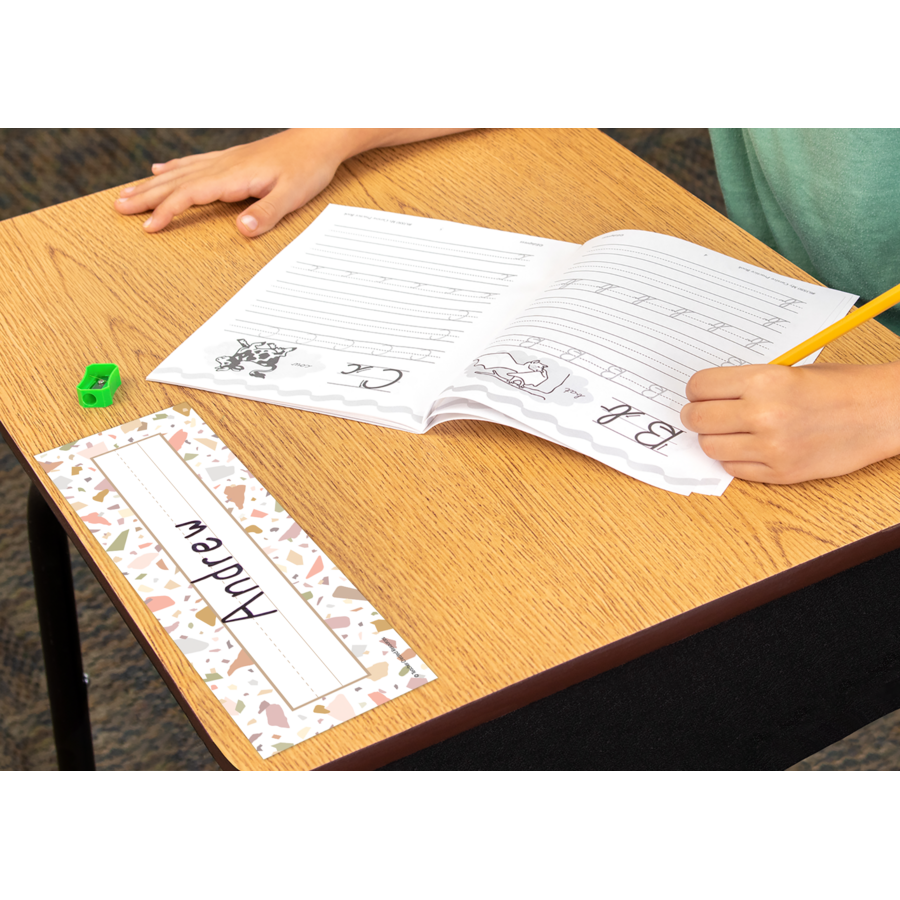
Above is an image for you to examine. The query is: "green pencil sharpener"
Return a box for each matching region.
[77,364,121,408]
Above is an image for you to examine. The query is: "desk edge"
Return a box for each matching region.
[9,416,900,772]
[318,523,900,770]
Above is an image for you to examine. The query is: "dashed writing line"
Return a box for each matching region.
[247,307,463,342]
[224,325,444,364]
[569,260,785,327]
[254,618,318,697]
[332,223,535,259]
[314,243,524,275]
[584,243,809,306]
[525,298,769,357]
[510,317,698,382]
[285,269,495,304]
[114,449,318,694]
[265,285,479,321]
[324,233,531,265]
[306,251,514,286]
[547,279,789,331]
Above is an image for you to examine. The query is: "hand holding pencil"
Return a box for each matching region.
[680,279,900,484]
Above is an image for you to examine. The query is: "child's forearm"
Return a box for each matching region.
[115,128,474,237]
[327,128,474,162]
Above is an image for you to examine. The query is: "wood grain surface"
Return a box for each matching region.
[3,128,900,770]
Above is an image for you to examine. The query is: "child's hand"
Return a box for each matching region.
[679,362,900,483]
[114,129,354,237]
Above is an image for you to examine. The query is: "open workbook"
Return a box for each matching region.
[149,204,858,496]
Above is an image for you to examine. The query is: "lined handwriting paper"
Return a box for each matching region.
[149,205,576,429]
[150,210,857,495]
[441,231,857,494]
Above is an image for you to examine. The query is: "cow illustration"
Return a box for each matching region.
[216,339,296,379]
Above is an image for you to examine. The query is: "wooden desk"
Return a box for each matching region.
[3,128,900,770]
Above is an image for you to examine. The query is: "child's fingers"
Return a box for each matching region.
[696,432,768,462]
[115,167,210,211]
[684,365,769,401]
[234,181,306,237]
[694,433,783,481]
[141,178,236,232]
[719,460,777,482]
[116,154,228,204]
[150,150,222,175]
[115,174,191,213]
[680,399,751,435]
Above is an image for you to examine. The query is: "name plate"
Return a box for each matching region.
[37,404,435,760]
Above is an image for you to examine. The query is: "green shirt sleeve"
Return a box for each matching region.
[709,128,900,333]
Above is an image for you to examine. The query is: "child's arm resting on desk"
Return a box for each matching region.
[680,363,900,483]
[114,128,469,237]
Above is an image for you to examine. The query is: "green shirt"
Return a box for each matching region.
[709,128,900,334]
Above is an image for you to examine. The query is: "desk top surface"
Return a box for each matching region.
[3,128,900,770]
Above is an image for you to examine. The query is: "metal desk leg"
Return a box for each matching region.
[27,483,96,771]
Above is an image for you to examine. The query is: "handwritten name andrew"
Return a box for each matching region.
[176,519,278,624]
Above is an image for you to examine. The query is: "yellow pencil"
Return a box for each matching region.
[770,281,900,366]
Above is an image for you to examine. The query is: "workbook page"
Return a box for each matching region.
[148,205,578,431]
[436,230,858,495]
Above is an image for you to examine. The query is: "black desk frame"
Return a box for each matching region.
[27,483,95,770]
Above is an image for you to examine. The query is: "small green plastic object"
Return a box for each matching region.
[77,364,121,408]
